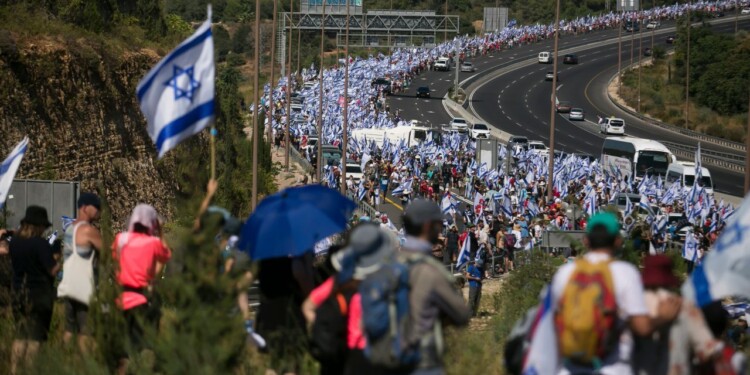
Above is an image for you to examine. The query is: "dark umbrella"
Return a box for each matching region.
[238,184,356,261]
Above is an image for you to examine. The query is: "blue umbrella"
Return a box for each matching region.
[238,184,356,260]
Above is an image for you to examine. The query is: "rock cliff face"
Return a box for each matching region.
[0,32,184,228]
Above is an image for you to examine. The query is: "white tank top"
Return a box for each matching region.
[63,222,94,261]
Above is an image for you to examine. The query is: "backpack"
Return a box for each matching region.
[359,254,421,369]
[504,233,517,249]
[309,288,354,362]
[555,258,618,364]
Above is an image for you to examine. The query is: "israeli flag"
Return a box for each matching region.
[456,234,472,269]
[684,193,750,306]
[137,11,215,158]
[0,137,29,208]
[441,192,456,215]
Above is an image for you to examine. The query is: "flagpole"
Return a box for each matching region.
[210,127,216,180]
[251,0,261,209]
[268,0,278,156]
[285,0,294,170]
[745,91,750,194]
[317,0,326,182]
[547,0,561,202]
[341,0,350,195]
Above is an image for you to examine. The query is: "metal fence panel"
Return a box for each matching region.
[5,179,79,234]
[541,230,586,249]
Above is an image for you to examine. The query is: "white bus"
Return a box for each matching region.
[601,137,676,179]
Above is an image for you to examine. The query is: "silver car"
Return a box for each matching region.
[460,62,476,72]
[569,108,585,121]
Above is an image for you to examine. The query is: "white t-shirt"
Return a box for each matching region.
[552,252,648,375]
[512,230,523,249]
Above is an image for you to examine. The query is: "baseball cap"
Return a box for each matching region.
[78,192,101,210]
[586,212,620,236]
[403,199,443,226]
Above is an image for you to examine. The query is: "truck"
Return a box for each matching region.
[351,122,430,150]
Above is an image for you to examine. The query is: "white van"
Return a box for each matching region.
[665,162,714,195]
[600,117,626,135]
[434,57,451,71]
[538,52,552,64]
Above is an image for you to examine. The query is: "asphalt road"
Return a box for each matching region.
[376,16,750,225]
[472,17,750,196]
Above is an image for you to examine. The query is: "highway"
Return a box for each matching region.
[471,17,749,196]
[375,16,749,224]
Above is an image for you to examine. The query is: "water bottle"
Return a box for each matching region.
[48,230,58,245]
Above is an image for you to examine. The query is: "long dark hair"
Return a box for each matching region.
[17,223,46,239]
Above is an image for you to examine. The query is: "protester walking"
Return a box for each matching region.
[113,204,171,375]
[466,259,483,318]
[551,212,682,374]
[57,192,102,354]
[443,225,459,267]
[305,223,395,375]
[397,199,470,374]
[9,206,59,374]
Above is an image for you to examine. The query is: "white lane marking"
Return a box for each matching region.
[557,84,564,91]
[427,110,435,114]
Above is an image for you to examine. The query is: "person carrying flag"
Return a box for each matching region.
[532,212,682,374]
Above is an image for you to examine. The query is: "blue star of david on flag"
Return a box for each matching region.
[136,14,215,158]
[165,65,201,102]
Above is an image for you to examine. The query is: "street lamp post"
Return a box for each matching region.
[317,0,326,182]
[638,5,644,112]
[685,2,691,129]
[268,0,278,153]
[341,0,350,194]
[251,0,261,209]
[547,0,561,202]
[285,0,294,170]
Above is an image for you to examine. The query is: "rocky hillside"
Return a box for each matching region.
[0,31,184,227]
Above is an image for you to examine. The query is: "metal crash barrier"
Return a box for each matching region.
[541,230,586,250]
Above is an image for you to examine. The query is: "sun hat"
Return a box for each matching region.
[641,255,681,289]
[20,206,52,228]
[332,224,396,280]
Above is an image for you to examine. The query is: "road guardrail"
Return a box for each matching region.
[661,141,745,173]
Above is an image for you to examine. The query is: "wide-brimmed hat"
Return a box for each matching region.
[21,206,52,228]
[642,255,681,289]
[332,224,396,280]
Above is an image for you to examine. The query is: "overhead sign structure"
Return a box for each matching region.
[477,138,498,172]
[482,7,508,33]
[617,0,639,12]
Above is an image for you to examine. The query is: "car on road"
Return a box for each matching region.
[538,51,553,64]
[646,20,660,29]
[563,54,579,64]
[508,135,529,153]
[742,8,750,15]
[623,20,640,32]
[434,57,451,71]
[666,36,676,44]
[450,117,469,132]
[371,77,392,95]
[600,117,626,135]
[416,86,431,98]
[528,141,549,157]
[345,163,364,184]
[643,47,653,57]
[568,108,585,121]
[469,123,490,139]
[460,62,476,72]
[556,101,572,113]
[302,136,318,154]
[545,71,559,81]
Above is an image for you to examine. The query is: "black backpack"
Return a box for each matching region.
[309,287,354,362]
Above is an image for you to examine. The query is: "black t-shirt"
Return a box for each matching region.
[9,237,55,291]
[446,231,459,250]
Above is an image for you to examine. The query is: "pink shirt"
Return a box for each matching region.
[112,232,171,310]
[310,277,366,349]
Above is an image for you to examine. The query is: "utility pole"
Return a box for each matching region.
[444,0,448,41]
[454,44,459,98]
[630,14,635,67]
[651,0,655,50]
[547,0,561,202]
[745,92,750,193]
[685,2,691,129]
[317,0,326,182]
[268,0,278,153]
[251,0,261,209]
[637,4,643,112]
[736,0,740,34]
[285,0,294,170]
[297,28,301,75]
[341,0,350,194]
[617,13,622,90]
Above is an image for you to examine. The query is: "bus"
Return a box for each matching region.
[601,137,676,179]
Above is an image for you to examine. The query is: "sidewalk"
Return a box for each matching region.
[271,147,310,190]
